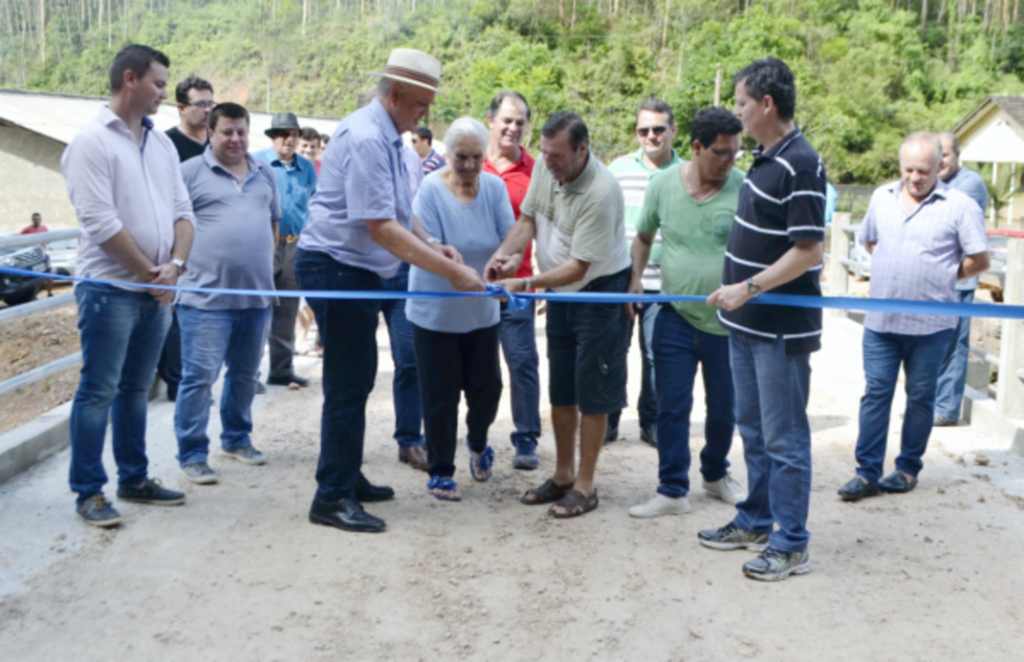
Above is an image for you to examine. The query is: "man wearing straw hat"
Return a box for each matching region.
[296,48,485,534]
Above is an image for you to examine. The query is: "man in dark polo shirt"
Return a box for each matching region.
[702,58,827,581]
[159,75,214,402]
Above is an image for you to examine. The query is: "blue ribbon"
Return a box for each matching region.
[2,266,1021,320]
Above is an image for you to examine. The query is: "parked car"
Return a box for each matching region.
[0,241,51,306]
[46,237,79,276]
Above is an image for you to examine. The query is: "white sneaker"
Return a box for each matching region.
[703,474,748,505]
[628,493,691,519]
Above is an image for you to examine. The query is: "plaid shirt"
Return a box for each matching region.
[859,180,988,336]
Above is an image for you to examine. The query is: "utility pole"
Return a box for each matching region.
[714,62,723,106]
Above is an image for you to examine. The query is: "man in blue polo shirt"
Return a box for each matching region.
[254,112,317,389]
[175,102,280,484]
[295,49,484,534]
[934,132,990,427]
[702,58,827,581]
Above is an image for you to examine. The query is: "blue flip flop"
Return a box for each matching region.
[427,476,461,501]
[468,445,495,482]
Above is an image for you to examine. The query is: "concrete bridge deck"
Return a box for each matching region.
[1,316,1023,660]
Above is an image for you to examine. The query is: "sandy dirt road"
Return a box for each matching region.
[1,316,1023,661]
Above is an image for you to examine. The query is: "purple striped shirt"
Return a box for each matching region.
[859,180,987,335]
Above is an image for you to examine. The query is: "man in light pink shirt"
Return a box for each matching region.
[61,44,196,528]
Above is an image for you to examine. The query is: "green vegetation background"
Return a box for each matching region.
[3,0,1024,183]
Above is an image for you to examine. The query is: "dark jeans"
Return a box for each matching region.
[69,283,171,501]
[934,290,974,421]
[855,328,953,483]
[653,308,734,498]
[381,264,424,449]
[157,308,182,393]
[608,292,658,430]
[413,323,502,478]
[269,240,300,379]
[295,249,386,501]
[499,300,541,445]
[730,332,813,554]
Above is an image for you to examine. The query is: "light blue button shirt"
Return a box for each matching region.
[298,98,412,278]
[406,172,515,333]
[859,180,988,336]
[252,149,316,237]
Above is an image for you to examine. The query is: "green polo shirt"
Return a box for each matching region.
[608,148,681,290]
[637,165,744,336]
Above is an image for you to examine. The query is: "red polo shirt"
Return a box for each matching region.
[484,149,534,279]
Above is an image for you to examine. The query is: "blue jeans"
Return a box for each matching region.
[295,250,387,501]
[934,290,975,421]
[609,293,658,429]
[69,283,171,501]
[730,333,813,553]
[653,308,734,498]
[381,264,424,449]
[174,306,272,465]
[499,300,541,444]
[855,328,953,483]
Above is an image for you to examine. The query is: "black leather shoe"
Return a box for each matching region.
[879,471,918,494]
[309,497,386,533]
[355,474,395,502]
[640,423,658,448]
[838,476,881,501]
[267,373,309,388]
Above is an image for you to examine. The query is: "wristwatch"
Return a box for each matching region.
[172,258,187,275]
[746,277,762,298]
[522,277,533,292]
[426,236,441,246]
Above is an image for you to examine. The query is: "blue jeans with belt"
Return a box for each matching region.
[69,283,171,502]
[295,249,387,501]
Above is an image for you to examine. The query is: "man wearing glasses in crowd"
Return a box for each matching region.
[606,99,681,447]
[160,76,214,403]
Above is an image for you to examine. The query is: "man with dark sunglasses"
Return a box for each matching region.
[606,99,680,448]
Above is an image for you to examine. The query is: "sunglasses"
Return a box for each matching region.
[636,125,668,138]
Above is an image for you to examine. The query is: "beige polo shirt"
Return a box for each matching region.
[521,152,630,292]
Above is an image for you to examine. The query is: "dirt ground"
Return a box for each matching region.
[1,316,1023,661]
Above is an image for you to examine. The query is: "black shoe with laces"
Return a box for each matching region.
[116,479,186,505]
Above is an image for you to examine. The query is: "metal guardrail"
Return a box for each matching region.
[0,228,80,250]
[0,352,82,398]
[0,291,75,324]
[0,228,82,398]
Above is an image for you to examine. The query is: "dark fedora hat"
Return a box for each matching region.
[265,112,301,137]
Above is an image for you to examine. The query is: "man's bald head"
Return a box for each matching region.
[899,132,942,203]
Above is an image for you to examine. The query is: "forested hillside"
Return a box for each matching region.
[2,0,1024,182]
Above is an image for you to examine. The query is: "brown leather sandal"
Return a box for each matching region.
[549,489,599,519]
[520,478,575,505]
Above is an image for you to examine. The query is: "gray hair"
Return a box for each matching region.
[938,131,960,153]
[444,117,490,153]
[376,77,397,97]
[900,131,942,166]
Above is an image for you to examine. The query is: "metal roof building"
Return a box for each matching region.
[0,89,339,234]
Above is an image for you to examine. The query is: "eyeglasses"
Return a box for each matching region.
[188,101,214,109]
[708,147,739,160]
[636,125,668,138]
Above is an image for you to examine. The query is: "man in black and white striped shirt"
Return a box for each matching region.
[701,58,827,582]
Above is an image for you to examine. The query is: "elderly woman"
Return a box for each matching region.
[407,117,517,501]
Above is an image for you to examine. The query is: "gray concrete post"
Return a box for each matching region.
[828,211,852,315]
[996,238,1024,420]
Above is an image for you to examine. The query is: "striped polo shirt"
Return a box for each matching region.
[719,129,827,355]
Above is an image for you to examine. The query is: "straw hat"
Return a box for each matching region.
[370,48,442,93]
